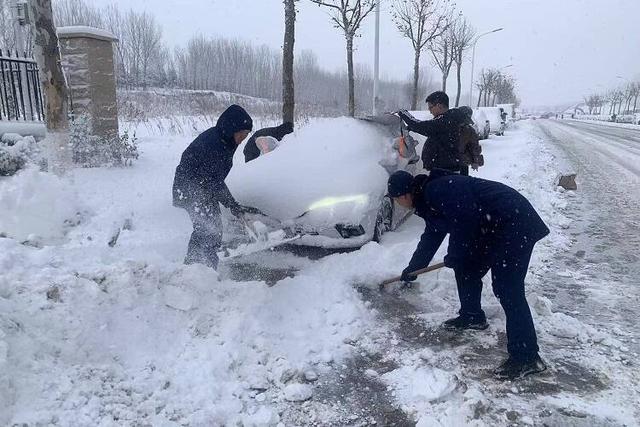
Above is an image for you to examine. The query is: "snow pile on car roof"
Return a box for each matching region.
[227,117,392,220]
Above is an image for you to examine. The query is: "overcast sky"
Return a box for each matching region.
[94,0,640,107]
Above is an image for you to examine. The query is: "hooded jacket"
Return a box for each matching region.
[243,122,294,163]
[405,169,550,273]
[172,105,253,210]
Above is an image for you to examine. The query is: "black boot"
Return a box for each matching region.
[494,354,547,380]
[442,315,489,331]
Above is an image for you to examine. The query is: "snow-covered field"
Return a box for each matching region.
[1,118,638,425]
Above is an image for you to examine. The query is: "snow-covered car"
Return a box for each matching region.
[226,116,418,248]
[478,107,506,136]
[472,109,491,139]
[615,114,636,124]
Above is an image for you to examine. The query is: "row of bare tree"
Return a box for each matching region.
[584,82,640,115]
[474,68,518,107]
[51,0,443,116]
[310,0,480,113]
[4,0,515,123]
[52,0,162,90]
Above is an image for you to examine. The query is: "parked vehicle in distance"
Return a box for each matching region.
[472,109,491,139]
[478,107,506,136]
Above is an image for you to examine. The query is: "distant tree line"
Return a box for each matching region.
[44,0,437,115]
[1,0,514,117]
[584,82,640,116]
[475,68,519,107]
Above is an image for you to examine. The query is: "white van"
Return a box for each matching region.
[478,107,506,136]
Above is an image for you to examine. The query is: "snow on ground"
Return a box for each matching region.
[1,117,637,425]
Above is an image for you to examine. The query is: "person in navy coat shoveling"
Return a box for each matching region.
[387,169,550,380]
[172,105,261,270]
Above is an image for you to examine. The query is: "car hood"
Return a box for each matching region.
[227,117,392,223]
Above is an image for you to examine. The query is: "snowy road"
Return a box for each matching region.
[536,119,640,350]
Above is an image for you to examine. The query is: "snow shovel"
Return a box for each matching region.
[378,262,446,291]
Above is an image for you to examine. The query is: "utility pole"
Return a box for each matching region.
[468,27,503,107]
[372,0,380,115]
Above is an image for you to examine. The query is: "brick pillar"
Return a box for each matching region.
[58,26,119,140]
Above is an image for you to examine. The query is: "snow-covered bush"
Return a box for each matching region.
[0,135,39,176]
[0,166,82,243]
[70,114,139,167]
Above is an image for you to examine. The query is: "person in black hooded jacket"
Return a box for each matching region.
[243,121,294,162]
[172,104,259,269]
[387,169,550,380]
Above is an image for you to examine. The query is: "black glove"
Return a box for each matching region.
[397,110,416,129]
[397,109,409,120]
[443,254,459,269]
[400,267,418,283]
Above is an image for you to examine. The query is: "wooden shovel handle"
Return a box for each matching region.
[379,262,446,288]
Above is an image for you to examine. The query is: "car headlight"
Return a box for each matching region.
[308,194,369,211]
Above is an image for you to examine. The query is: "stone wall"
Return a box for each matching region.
[58,26,118,140]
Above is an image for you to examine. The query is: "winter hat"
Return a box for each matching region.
[217,104,253,141]
[387,170,414,197]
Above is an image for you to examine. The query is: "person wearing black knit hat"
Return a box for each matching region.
[387,169,549,380]
[243,121,294,163]
[172,105,260,270]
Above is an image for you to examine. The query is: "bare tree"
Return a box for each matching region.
[475,68,516,107]
[584,95,598,114]
[0,1,15,50]
[430,21,455,93]
[310,0,376,117]
[124,11,162,89]
[282,0,297,123]
[53,0,103,27]
[392,0,451,109]
[622,82,639,114]
[29,0,70,172]
[450,16,475,106]
[632,82,640,113]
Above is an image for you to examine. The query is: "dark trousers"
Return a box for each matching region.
[453,245,539,361]
[184,203,223,270]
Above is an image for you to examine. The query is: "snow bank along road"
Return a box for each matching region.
[1,119,639,426]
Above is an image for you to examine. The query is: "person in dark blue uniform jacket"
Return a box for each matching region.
[172,105,260,270]
[387,169,550,380]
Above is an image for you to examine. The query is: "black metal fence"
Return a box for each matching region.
[0,50,45,122]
